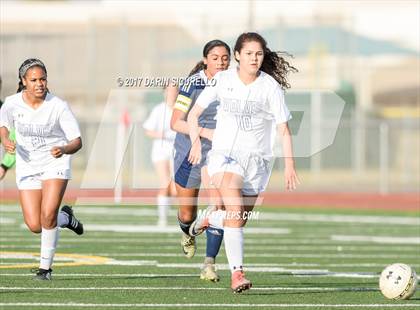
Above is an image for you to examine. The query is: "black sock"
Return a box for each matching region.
[178,216,195,235]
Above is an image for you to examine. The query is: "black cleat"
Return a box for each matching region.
[33,268,52,281]
[61,205,84,235]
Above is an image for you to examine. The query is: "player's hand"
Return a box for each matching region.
[50,146,65,158]
[284,164,300,191]
[2,138,16,154]
[188,140,202,165]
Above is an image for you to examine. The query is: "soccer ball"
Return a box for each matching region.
[379,263,417,300]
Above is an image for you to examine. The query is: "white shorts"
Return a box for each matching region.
[151,142,174,164]
[207,151,273,196]
[16,169,71,190]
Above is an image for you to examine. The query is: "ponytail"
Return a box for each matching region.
[17,80,25,93]
[188,61,206,77]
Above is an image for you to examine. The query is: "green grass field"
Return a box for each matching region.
[0,203,419,309]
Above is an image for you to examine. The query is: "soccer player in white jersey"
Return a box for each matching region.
[0,59,83,280]
[171,40,230,281]
[143,85,178,227]
[188,33,299,293]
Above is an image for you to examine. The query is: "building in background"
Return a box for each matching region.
[0,1,418,193]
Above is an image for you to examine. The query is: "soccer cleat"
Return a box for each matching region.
[32,268,52,281]
[189,217,209,237]
[189,205,215,237]
[181,233,196,259]
[200,263,220,282]
[61,205,84,235]
[231,270,252,293]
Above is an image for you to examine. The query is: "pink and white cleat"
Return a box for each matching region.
[231,270,252,293]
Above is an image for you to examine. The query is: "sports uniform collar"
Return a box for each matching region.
[19,91,51,111]
[234,67,264,88]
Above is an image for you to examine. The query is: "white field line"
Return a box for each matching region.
[80,252,420,259]
[0,217,15,224]
[73,260,420,268]
[16,224,290,234]
[4,237,420,248]
[0,287,379,291]
[2,260,419,270]
[0,273,197,278]
[2,249,417,259]
[1,303,419,308]
[0,237,389,244]
[0,273,185,277]
[2,204,419,225]
[6,235,420,246]
[0,245,43,249]
[0,254,389,276]
[332,235,420,244]
[1,272,418,280]
[259,213,420,226]
[3,236,419,252]
[0,242,418,254]
[4,243,420,253]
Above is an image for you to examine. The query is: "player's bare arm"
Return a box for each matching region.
[277,122,300,191]
[50,137,82,158]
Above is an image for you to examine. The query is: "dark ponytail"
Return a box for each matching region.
[17,58,48,93]
[188,39,231,77]
[17,80,25,93]
[188,61,206,77]
[234,32,297,89]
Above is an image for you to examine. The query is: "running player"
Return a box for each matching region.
[143,84,178,227]
[188,32,299,292]
[0,76,16,180]
[170,39,230,281]
[0,59,84,280]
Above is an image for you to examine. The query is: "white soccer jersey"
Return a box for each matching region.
[0,92,81,177]
[143,102,176,162]
[195,68,291,158]
[143,102,176,143]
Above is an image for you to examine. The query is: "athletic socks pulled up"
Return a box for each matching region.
[39,227,59,270]
[223,226,244,273]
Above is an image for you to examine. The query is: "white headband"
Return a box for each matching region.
[19,59,46,79]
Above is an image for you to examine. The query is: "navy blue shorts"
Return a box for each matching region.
[174,140,212,188]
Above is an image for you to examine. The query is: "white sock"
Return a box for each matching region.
[57,211,69,228]
[223,226,243,273]
[208,210,226,230]
[157,195,170,226]
[40,227,59,270]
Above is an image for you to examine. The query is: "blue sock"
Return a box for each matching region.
[205,226,224,259]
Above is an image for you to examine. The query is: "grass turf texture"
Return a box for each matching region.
[0,204,419,310]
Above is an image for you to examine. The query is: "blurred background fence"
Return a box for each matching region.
[1,0,418,194]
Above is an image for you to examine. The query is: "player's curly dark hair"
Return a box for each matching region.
[189,39,231,77]
[234,32,297,89]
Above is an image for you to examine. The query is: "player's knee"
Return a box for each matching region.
[25,221,41,233]
[178,208,196,223]
[40,212,58,229]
